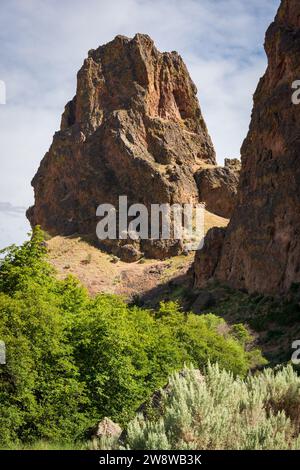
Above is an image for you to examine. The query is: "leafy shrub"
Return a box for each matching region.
[0,229,89,445]
[0,228,264,447]
[124,364,300,450]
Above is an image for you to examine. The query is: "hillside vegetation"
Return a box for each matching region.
[0,228,263,448]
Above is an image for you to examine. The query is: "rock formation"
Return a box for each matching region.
[27,33,220,260]
[194,0,300,295]
[195,158,241,218]
[90,417,122,440]
[194,226,226,288]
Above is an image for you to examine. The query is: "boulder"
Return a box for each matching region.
[195,158,241,218]
[91,417,122,440]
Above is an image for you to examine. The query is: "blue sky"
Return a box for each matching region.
[0,0,280,249]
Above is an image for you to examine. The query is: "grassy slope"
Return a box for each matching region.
[46,209,300,366]
[46,209,228,300]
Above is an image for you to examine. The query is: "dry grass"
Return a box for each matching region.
[46,210,228,298]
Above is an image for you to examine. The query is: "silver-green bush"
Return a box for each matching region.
[125,364,300,450]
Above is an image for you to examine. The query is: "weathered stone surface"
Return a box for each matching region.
[195,158,241,218]
[224,158,241,173]
[27,34,217,260]
[194,0,300,295]
[193,227,226,288]
[91,417,122,439]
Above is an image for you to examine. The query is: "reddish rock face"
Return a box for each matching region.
[194,227,226,288]
[195,0,300,295]
[27,34,216,259]
[195,158,241,219]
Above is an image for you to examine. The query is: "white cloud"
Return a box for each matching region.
[0,202,25,214]
[0,0,280,248]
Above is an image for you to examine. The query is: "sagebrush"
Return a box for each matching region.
[123,364,300,450]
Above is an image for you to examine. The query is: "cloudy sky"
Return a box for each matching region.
[0,0,280,249]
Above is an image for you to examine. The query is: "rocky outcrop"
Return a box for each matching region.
[27,34,218,260]
[194,0,300,295]
[195,158,241,218]
[193,227,226,288]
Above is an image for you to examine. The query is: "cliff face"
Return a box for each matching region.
[195,159,241,219]
[27,34,218,259]
[195,0,300,294]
